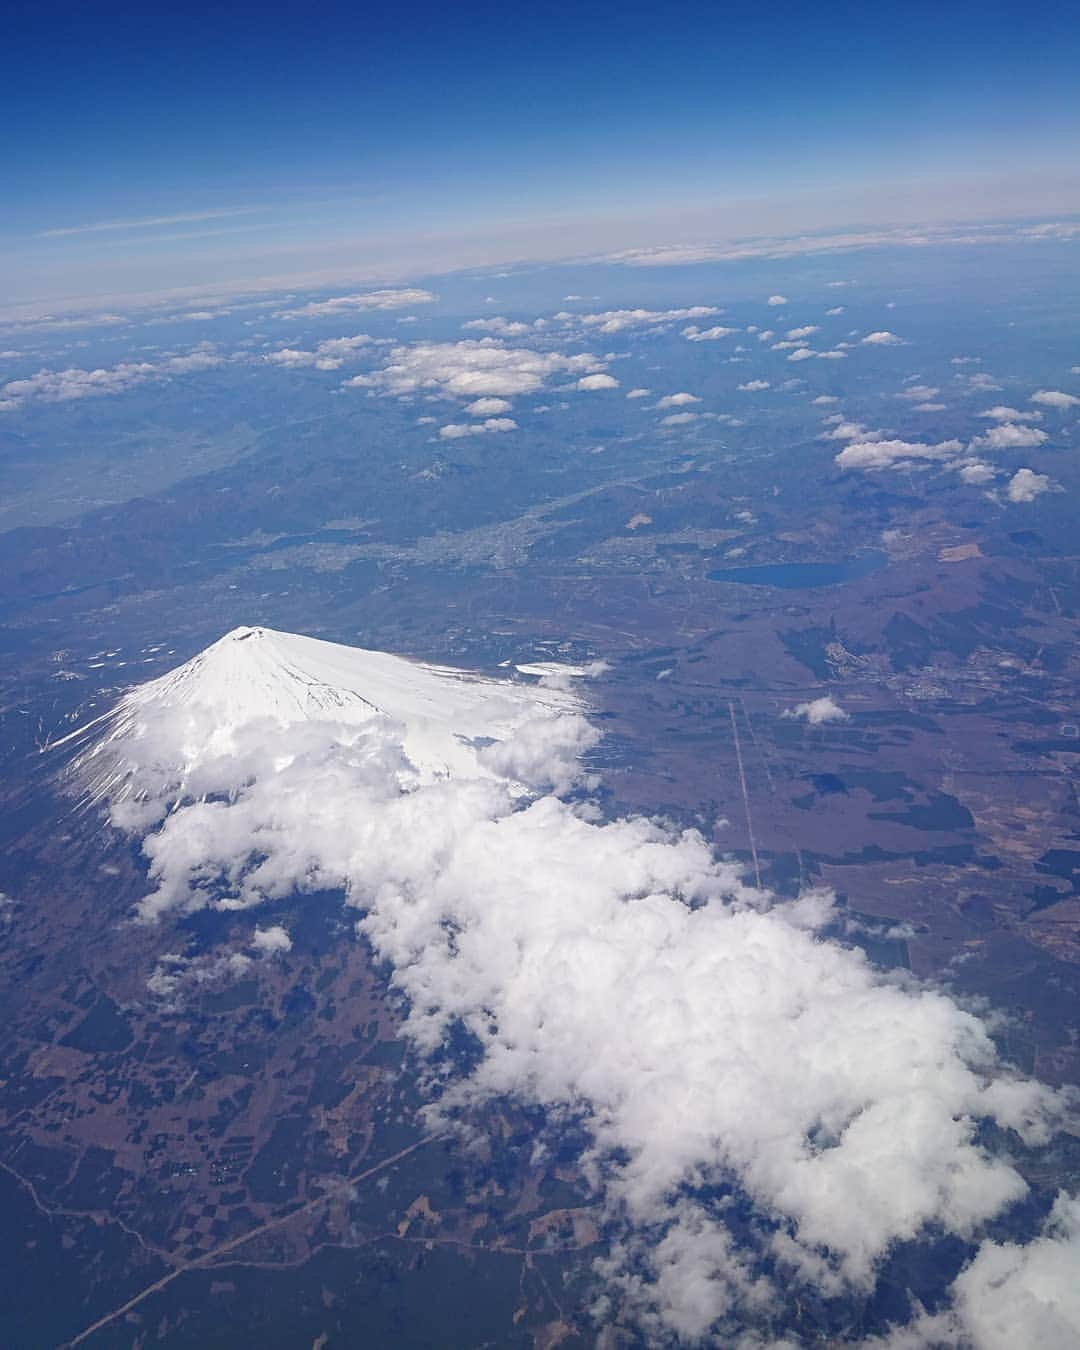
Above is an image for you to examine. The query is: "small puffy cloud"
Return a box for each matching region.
[824,420,874,441]
[276,288,435,318]
[439,416,518,439]
[462,316,534,336]
[264,348,313,368]
[978,405,1042,422]
[251,924,292,956]
[576,372,619,391]
[825,306,845,315]
[896,384,939,402]
[1031,389,1080,409]
[786,325,820,340]
[812,394,839,405]
[783,696,849,724]
[146,951,252,1005]
[660,411,700,425]
[787,347,816,362]
[766,294,787,306]
[164,351,223,373]
[656,392,701,408]
[836,438,963,470]
[957,461,996,485]
[737,380,770,392]
[626,388,651,399]
[974,422,1049,449]
[683,325,738,341]
[861,331,904,346]
[346,339,606,399]
[266,335,371,370]
[1006,467,1054,502]
[575,306,718,334]
[957,371,1003,393]
[463,396,512,416]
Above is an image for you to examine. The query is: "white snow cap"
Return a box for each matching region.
[66,625,593,812]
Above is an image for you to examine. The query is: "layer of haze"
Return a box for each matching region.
[4,0,1080,306]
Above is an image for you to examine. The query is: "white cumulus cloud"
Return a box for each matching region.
[251,924,292,955]
[276,288,436,318]
[1006,467,1054,502]
[63,629,1075,1345]
[783,696,850,724]
[835,438,964,471]
[575,306,718,334]
[974,423,1049,450]
[0,348,224,408]
[463,396,512,415]
[266,335,372,370]
[978,405,1042,422]
[345,340,606,400]
[1031,389,1080,409]
[683,325,739,341]
[439,416,518,439]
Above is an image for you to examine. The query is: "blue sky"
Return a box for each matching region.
[5,0,1080,306]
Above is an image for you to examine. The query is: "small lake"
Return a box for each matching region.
[708,553,887,589]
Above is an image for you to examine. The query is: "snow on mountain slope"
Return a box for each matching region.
[63,625,594,810]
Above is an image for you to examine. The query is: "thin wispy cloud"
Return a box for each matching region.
[37,206,271,238]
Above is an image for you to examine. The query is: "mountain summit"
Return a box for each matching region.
[63,626,588,807]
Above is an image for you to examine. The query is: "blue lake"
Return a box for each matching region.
[708,553,887,589]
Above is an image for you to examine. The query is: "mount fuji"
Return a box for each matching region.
[62,625,591,810]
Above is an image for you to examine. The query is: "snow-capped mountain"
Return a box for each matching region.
[62,625,590,808]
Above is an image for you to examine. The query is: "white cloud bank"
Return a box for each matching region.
[834,438,964,471]
[0,348,224,408]
[575,306,719,333]
[276,288,436,318]
[65,627,1076,1346]
[345,339,607,400]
